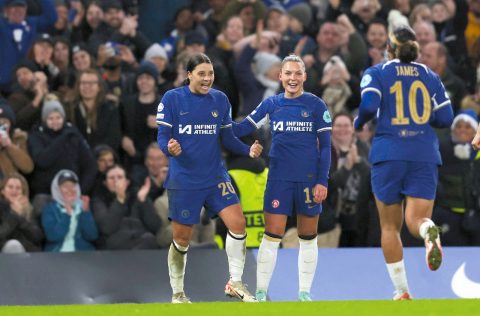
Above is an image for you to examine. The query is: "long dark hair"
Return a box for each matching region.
[388,25,419,63]
[183,53,212,85]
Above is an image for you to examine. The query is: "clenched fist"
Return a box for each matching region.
[249,140,263,158]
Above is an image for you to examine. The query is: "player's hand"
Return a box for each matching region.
[249,140,263,158]
[472,132,480,150]
[168,138,182,156]
[313,184,327,203]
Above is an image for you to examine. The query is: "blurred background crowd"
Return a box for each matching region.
[0,0,479,254]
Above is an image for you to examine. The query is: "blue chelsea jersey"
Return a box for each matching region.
[156,86,232,189]
[247,92,332,182]
[361,59,451,165]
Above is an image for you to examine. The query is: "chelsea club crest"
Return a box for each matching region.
[211,110,219,117]
[301,110,310,118]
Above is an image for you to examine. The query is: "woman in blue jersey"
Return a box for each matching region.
[234,54,332,302]
[354,25,454,300]
[156,53,263,304]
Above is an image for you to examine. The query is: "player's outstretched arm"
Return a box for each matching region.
[220,126,250,156]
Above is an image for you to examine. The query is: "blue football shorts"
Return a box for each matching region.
[167,180,240,225]
[263,180,322,216]
[371,160,438,204]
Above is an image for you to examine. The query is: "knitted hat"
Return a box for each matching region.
[136,61,159,83]
[254,52,281,76]
[451,109,478,131]
[287,3,312,29]
[144,43,168,62]
[0,101,15,125]
[41,100,65,122]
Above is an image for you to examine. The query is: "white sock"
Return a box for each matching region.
[386,259,410,295]
[298,236,318,293]
[419,219,435,239]
[256,234,281,292]
[226,231,247,282]
[168,241,189,294]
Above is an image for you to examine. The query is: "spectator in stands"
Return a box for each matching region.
[434,110,480,245]
[328,113,372,247]
[52,0,70,37]
[71,0,104,44]
[160,6,207,60]
[91,144,118,197]
[88,0,151,61]
[120,61,160,169]
[413,20,437,50]
[235,21,282,116]
[42,169,98,252]
[0,0,57,95]
[143,44,174,96]
[304,19,366,93]
[0,101,33,180]
[28,98,96,215]
[7,61,48,132]
[92,164,160,250]
[365,18,388,67]
[420,41,467,113]
[66,69,122,151]
[349,0,385,36]
[130,142,168,203]
[208,15,245,117]
[221,0,267,36]
[316,56,357,115]
[0,173,43,253]
[199,0,230,46]
[27,33,61,91]
[96,42,136,102]
[408,4,432,26]
[52,36,70,75]
[72,43,95,74]
[465,0,480,59]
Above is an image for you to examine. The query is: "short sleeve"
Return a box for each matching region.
[156,92,174,128]
[360,67,382,99]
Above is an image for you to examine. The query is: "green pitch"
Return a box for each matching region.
[1,300,478,316]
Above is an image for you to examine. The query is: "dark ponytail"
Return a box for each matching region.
[396,41,419,63]
[183,53,212,85]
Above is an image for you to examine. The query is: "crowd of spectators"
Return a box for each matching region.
[0,0,479,253]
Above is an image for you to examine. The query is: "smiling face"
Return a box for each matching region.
[188,62,214,94]
[453,120,476,143]
[1,178,23,202]
[279,61,306,98]
[59,180,78,206]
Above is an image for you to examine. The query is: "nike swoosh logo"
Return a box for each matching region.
[308,205,317,209]
[180,111,189,115]
[451,262,480,298]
